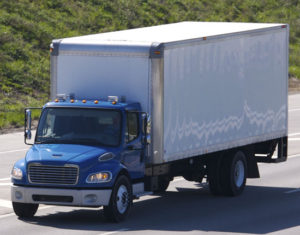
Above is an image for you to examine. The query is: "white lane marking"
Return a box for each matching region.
[0,199,12,208]
[289,138,300,141]
[0,183,11,186]
[289,133,300,137]
[0,178,10,181]
[0,149,28,155]
[38,205,54,210]
[99,228,129,235]
[288,153,300,158]
[0,213,15,219]
[0,205,54,220]
[285,188,300,194]
[289,108,300,112]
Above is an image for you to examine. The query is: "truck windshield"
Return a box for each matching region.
[36,108,122,147]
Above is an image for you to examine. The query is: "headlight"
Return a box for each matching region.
[86,172,112,183]
[11,167,23,180]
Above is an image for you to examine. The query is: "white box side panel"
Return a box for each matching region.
[163,29,288,162]
[56,55,150,112]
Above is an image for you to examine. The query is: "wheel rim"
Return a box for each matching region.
[116,185,129,214]
[234,160,245,188]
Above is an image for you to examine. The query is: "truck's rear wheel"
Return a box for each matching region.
[221,151,247,196]
[103,175,132,222]
[12,202,39,218]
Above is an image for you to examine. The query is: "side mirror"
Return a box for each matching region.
[24,107,42,145]
[25,109,32,141]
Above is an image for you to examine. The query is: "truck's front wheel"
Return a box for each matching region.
[12,202,39,218]
[103,175,132,222]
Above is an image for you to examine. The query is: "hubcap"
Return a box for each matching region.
[234,160,245,188]
[116,185,128,214]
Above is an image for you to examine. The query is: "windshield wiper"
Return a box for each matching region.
[35,137,60,144]
[72,138,101,144]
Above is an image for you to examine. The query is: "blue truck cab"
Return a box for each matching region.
[11,96,148,222]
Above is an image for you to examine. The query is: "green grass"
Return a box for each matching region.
[0,95,46,131]
[0,0,300,129]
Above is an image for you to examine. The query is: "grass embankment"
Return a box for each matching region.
[0,96,44,132]
[0,0,300,131]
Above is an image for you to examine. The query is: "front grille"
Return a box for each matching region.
[28,164,79,185]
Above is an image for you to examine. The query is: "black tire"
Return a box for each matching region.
[154,176,171,193]
[207,155,223,196]
[12,202,39,218]
[220,151,247,196]
[103,175,132,222]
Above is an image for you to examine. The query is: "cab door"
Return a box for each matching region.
[121,111,145,180]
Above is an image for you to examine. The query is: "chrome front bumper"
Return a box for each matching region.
[11,185,112,206]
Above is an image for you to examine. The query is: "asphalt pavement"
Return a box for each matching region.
[0,93,300,235]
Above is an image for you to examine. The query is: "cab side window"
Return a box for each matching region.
[126,112,139,143]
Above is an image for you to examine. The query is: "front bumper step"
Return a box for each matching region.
[11,185,112,206]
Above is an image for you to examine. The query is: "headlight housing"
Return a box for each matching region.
[11,167,23,180]
[86,171,112,183]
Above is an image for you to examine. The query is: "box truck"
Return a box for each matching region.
[11,22,288,222]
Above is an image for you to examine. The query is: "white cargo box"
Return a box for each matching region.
[51,22,289,164]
